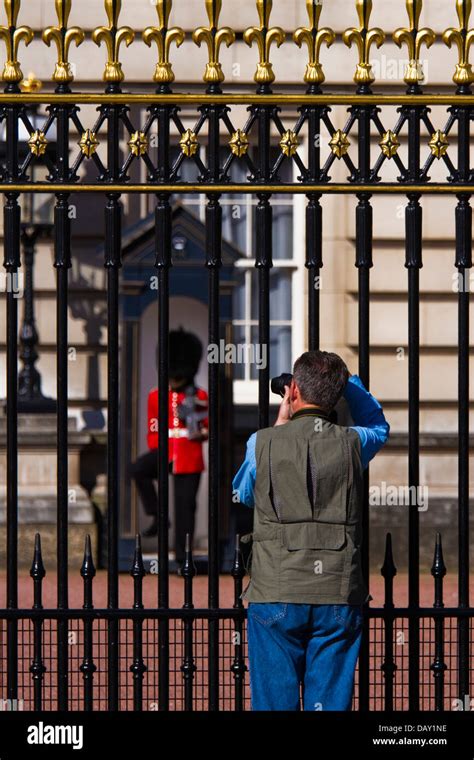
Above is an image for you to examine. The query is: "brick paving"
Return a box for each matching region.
[0,570,470,609]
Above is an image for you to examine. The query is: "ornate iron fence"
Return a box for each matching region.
[0,0,472,711]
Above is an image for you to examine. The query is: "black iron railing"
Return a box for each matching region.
[0,0,472,711]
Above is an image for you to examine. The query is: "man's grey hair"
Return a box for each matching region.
[293,351,349,412]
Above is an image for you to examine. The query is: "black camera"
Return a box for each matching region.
[270,372,293,398]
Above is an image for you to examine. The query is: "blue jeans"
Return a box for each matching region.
[246,602,363,711]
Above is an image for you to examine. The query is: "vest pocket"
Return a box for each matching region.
[279,522,347,599]
[268,438,314,522]
[309,438,349,524]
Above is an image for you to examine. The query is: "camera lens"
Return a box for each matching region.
[270,373,293,397]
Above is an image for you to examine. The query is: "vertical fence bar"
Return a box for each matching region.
[455,191,471,700]
[55,190,70,709]
[255,79,273,430]
[431,533,447,711]
[230,534,247,711]
[356,189,373,712]
[406,190,422,710]
[247,2,276,432]
[306,193,322,351]
[150,26,174,706]
[206,190,222,709]
[181,533,196,711]
[94,0,131,703]
[304,70,323,351]
[4,188,20,702]
[354,68,374,705]
[381,533,397,711]
[80,535,96,711]
[204,53,224,704]
[130,535,147,711]
[105,188,122,710]
[155,190,171,710]
[256,192,271,434]
[29,534,46,711]
[53,41,74,702]
[395,0,432,707]
[454,64,472,700]
[2,26,23,696]
[55,190,71,711]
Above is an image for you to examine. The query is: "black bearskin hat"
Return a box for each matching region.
[156,328,203,383]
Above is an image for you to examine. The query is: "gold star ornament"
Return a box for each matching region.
[429,130,449,159]
[28,131,48,157]
[380,130,400,159]
[329,130,350,159]
[79,130,100,158]
[279,130,299,158]
[128,131,148,157]
[179,129,199,157]
[229,130,249,158]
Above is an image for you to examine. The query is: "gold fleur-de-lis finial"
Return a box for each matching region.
[243,0,285,86]
[342,0,385,87]
[143,0,184,85]
[393,0,436,87]
[0,0,34,85]
[193,0,235,85]
[443,0,474,87]
[92,0,135,84]
[293,0,335,86]
[43,0,85,86]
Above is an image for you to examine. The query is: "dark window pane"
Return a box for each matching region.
[251,203,294,261]
[273,205,293,260]
[250,325,291,380]
[230,324,246,380]
[222,199,247,255]
[251,269,292,321]
[232,269,246,321]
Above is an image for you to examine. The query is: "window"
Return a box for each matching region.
[146,139,298,397]
[223,148,295,384]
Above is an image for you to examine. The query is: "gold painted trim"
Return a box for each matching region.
[329,129,350,158]
[42,0,85,85]
[279,129,299,157]
[179,128,198,156]
[244,0,285,85]
[229,129,249,157]
[1,183,472,195]
[380,130,400,158]
[0,94,473,105]
[343,0,385,86]
[92,0,134,84]
[143,0,184,84]
[429,130,449,158]
[193,0,235,85]
[28,130,48,156]
[79,129,100,157]
[293,0,335,86]
[128,130,148,157]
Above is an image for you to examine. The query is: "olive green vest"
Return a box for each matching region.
[242,411,368,605]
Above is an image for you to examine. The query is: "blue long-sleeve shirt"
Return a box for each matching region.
[232,374,390,508]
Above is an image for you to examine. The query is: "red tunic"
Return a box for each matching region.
[147,387,208,474]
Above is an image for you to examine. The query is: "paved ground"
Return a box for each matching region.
[0,570,469,608]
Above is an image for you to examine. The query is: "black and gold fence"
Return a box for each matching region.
[0,0,473,711]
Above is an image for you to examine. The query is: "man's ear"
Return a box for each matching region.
[290,378,298,401]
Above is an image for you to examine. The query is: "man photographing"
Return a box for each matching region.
[232,350,390,711]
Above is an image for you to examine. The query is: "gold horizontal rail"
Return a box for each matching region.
[0,183,472,195]
[0,93,473,105]
[0,92,474,106]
